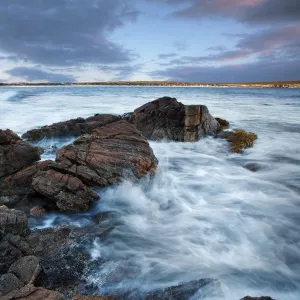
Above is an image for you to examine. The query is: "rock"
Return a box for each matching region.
[32,169,99,212]
[0,160,52,209]
[30,206,46,217]
[22,114,122,141]
[243,162,263,172]
[215,117,229,130]
[8,256,41,285]
[73,295,117,300]
[0,129,42,178]
[144,279,222,300]
[0,206,28,237]
[32,227,86,293]
[2,284,65,300]
[127,96,220,141]
[0,273,24,296]
[220,129,257,153]
[54,120,158,186]
[240,297,275,300]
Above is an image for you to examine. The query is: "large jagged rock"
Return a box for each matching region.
[22,114,121,141]
[0,129,42,178]
[0,160,52,209]
[54,120,158,186]
[32,169,99,212]
[127,96,220,142]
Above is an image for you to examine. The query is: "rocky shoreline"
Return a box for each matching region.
[0,96,272,299]
[1,81,300,88]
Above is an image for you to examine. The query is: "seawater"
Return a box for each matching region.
[1,86,300,299]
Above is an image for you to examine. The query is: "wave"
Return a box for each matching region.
[0,90,19,101]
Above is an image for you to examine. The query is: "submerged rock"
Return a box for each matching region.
[22,114,121,141]
[240,297,275,300]
[0,129,42,178]
[54,120,158,186]
[220,129,257,153]
[127,96,220,142]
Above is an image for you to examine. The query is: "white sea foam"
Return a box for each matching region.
[1,86,300,299]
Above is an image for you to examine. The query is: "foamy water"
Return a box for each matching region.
[1,86,300,299]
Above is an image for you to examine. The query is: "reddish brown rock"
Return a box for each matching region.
[0,129,42,178]
[54,120,158,186]
[32,169,99,212]
[30,206,46,218]
[127,97,220,142]
[2,284,64,300]
[22,114,121,141]
[0,161,52,209]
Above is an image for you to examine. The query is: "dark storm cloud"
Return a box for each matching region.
[151,59,300,83]
[146,0,300,24]
[6,67,76,82]
[0,0,138,66]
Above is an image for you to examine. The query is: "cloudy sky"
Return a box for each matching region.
[0,0,299,83]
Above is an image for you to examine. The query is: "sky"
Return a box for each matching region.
[0,0,299,83]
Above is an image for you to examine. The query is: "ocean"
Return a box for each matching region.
[1,85,300,299]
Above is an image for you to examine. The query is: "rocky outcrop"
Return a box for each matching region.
[54,120,158,186]
[22,114,121,141]
[0,129,42,178]
[127,96,220,142]
[32,169,99,212]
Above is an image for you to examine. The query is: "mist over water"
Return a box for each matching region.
[1,86,300,299]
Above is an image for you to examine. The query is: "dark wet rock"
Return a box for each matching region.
[240,297,275,300]
[144,279,222,300]
[0,160,52,209]
[103,278,222,300]
[127,96,220,142]
[0,273,23,296]
[22,114,122,142]
[8,255,41,285]
[54,120,158,186]
[215,117,229,130]
[32,169,99,212]
[243,162,265,172]
[219,129,257,153]
[73,295,117,300]
[0,129,42,178]
[31,227,85,295]
[2,284,65,300]
[0,206,28,237]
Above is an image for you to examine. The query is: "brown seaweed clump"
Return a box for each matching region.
[221,129,257,153]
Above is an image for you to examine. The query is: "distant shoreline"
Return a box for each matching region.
[1,81,300,88]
